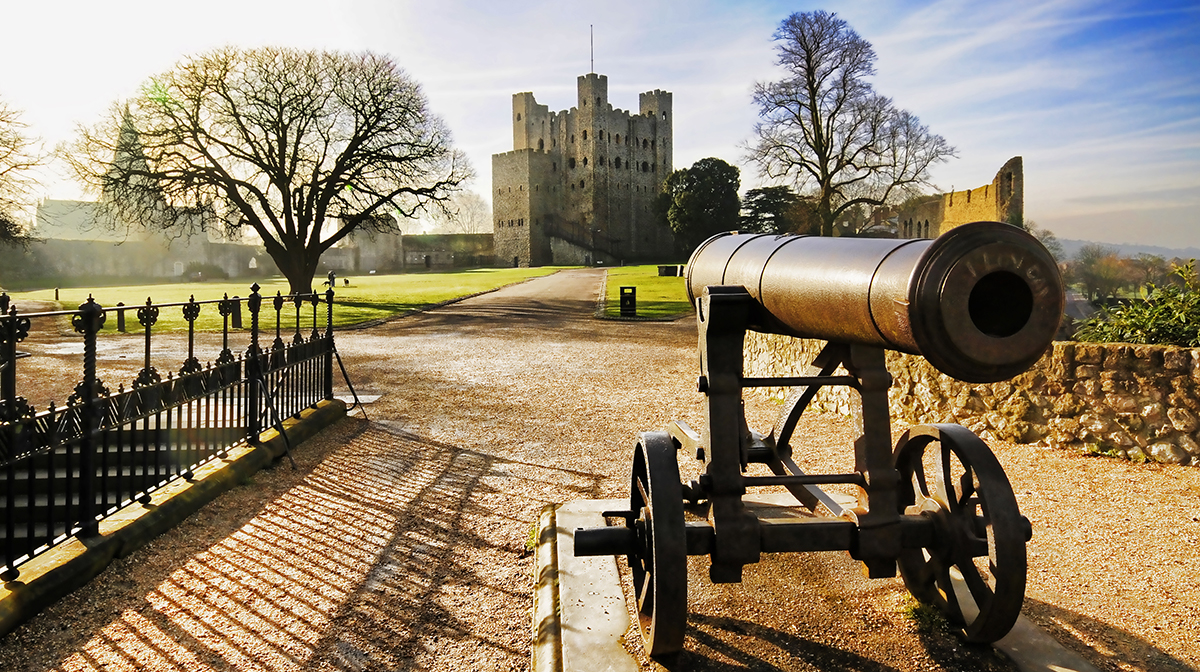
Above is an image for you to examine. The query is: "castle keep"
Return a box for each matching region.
[492,74,675,266]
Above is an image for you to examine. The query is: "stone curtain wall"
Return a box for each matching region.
[744,334,1200,467]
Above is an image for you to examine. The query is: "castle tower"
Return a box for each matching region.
[492,74,675,267]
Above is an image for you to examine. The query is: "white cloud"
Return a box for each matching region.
[1,0,1196,247]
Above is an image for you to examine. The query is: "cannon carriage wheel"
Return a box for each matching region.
[893,424,1029,643]
[627,431,688,657]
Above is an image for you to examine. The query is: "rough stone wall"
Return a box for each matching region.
[493,74,674,267]
[493,151,536,266]
[13,238,271,280]
[744,332,1200,467]
[896,156,1023,238]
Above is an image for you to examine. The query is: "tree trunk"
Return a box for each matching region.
[273,248,318,295]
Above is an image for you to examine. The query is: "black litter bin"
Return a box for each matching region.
[619,286,637,317]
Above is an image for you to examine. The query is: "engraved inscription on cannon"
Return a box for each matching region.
[575,221,1064,657]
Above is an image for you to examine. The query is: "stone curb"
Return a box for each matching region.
[0,398,347,639]
[531,504,563,672]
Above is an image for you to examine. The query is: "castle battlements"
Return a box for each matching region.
[492,73,675,267]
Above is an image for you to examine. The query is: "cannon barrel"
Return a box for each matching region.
[685,221,1064,383]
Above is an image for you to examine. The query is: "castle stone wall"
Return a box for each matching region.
[493,74,675,266]
[744,333,1200,467]
[896,156,1023,238]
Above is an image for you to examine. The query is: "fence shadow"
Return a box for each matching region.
[0,417,606,671]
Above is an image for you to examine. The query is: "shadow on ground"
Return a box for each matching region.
[1021,599,1196,672]
[0,417,605,671]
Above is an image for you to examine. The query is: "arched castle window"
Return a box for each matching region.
[641,162,649,172]
[582,130,588,140]
[642,139,648,149]
[538,139,544,150]
[615,158,621,169]
[662,111,667,120]
[516,113,521,121]
[580,180,585,188]
[571,134,575,143]
[535,185,539,191]
[553,162,557,171]
[616,134,621,144]
[583,157,588,167]
[569,158,576,169]
[596,96,601,105]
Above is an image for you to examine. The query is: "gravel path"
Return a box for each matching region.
[2,269,1197,671]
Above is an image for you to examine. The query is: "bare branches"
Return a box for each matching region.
[747,11,955,236]
[64,47,473,292]
[425,189,492,234]
[0,98,43,247]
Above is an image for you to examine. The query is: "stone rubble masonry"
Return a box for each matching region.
[744,333,1200,467]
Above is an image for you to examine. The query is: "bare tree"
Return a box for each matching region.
[426,189,492,234]
[0,98,41,248]
[65,47,472,293]
[747,11,955,237]
[1024,220,1064,260]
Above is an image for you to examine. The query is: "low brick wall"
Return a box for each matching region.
[744,334,1200,467]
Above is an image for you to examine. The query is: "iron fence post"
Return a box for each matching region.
[246,284,262,440]
[324,288,334,400]
[72,297,105,538]
[1,305,31,420]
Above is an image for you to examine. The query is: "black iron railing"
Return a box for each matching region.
[0,283,336,580]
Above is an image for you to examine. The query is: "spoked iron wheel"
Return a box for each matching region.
[627,431,687,657]
[893,424,1029,643]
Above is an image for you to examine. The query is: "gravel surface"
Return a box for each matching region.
[2,269,1198,671]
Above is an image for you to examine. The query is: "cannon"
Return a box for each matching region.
[574,221,1064,657]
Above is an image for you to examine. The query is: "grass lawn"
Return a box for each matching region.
[603,265,693,319]
[7,268,560,332]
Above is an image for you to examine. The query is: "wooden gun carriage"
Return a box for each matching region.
[574,221,1065,657]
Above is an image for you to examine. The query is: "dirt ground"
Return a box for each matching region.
[1,270,1197,671]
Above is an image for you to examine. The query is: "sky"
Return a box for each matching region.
[0,0,1197,249]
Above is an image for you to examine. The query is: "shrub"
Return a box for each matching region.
[185,261,230,280]
[1075,261,1200,346]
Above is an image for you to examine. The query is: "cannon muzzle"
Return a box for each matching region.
[685,221,1063,382]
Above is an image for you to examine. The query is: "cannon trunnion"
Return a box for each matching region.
[574,222,1063,658]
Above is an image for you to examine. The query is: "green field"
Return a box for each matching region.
[602,265,693,319]
[8,268,559,332]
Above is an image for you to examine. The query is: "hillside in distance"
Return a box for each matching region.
[1057,238,1200,261]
